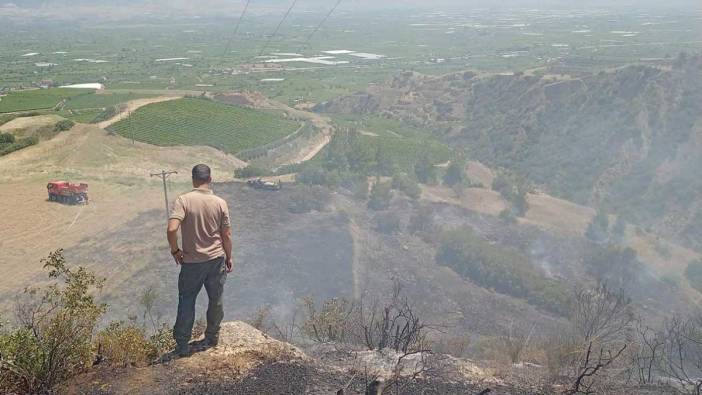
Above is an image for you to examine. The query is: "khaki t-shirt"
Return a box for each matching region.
[169,188,231,263]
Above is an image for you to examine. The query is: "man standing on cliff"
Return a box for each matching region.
[167,164,233,357]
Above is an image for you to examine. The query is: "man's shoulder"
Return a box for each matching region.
[177,189,227,207]
[177,190,198,201]
[212,194,228,207]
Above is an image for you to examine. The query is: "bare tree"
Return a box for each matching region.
[546,284,634,392]
[566,341,628,395]
[659,316,702,394]
[269,309,299,344]
[570,283,633,344]
[384,348,432,395]
[359,282,427,353]
[629,319,664,385]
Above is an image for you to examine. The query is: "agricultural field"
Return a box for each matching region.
[63,92,157,110]
[110,97,299,154]
[1,7,700,106]
[0,88,91,113]
[331,115,451,170]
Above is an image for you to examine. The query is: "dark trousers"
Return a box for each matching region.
[173,256,227,346]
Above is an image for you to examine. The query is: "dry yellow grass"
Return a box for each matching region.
[466,161,495,187]
[0,123,245,296]
[0,114,64,132]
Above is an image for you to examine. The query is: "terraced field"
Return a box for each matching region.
[0,88,92,113]
[110,97,299,155]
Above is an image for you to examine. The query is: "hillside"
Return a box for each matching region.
[0,122,244,296]
[314,54,702,252]
[0,118,696,334]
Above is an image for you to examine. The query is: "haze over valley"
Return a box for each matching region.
[1,1,702,393]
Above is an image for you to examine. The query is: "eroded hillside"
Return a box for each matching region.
[314,55,702,251]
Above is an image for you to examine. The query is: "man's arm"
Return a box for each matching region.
[167,218,184,265]
[168,196,185,265]
[221,226,233,273]
[220,200,233,273]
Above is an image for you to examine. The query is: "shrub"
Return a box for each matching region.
[0,133,14,144]
[0,115,17,127]
[492,173,514,198]
[296,166,337,187]
[512,191,529,217]
[353,176,370,200]
[54,119,75,132]
[492,172,529,217]
[148,324,176,357]
[287,185,330,214]
[0,136,38,156]
[375,211,401,234]
[408,206,435,235]
[95,322,157,367]
[391,173,421,199]
[584,246,641,292]
[302,297,355,343]
[443,161,465,186]
[586,210,610,243]
[368,181,392,210]
[235,165,271,179]
[499,208,518,224]
[0,250,106,394]
[414,156,437,185]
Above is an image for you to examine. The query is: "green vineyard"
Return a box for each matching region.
[0,88,92,113]
[110,98,299,154]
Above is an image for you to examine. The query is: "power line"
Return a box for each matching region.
[222,0,252,58]
[151,170,178,218]
[300,0,343,52]
[257,0,299,57]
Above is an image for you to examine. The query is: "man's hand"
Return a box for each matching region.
[225,257,233,273]
[172,248,184,265]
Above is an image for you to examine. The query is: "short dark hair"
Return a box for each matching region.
[192,164,211,182]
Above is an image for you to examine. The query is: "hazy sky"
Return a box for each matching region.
[4,0,702,9]
[1,0,700,20]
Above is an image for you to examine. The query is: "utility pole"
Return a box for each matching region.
[151,170,178,218]
[129,110,135,144]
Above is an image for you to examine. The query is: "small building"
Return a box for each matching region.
[59,83,105,90]
[38,79,54,89]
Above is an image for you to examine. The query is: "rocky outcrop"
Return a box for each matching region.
[59,321,540,395]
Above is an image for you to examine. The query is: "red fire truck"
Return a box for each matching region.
[47,181,89,205]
